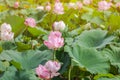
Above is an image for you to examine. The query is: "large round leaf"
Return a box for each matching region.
[0,66,39,80]
[0,66,17,80]
[0,50,53,70]
[104,45,120,68]
[73,29,114,49]
[14,70,39,80]
[65,45,110,74]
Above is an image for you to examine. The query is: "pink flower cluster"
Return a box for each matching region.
[44,31,64,50]
[24,18,36,27]
[36,60,61,79]
[53,21,65,31]
[98,1,112,11]
[53,1,64,14]
[0,23,14,41]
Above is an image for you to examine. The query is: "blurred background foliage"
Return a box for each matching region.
[0,0,120,32]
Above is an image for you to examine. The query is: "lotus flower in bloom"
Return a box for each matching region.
[53,1,64,14]
[53,21,65,31]
[1,23,12,32]
[0,23,14,41]
[83,0,92,5]
[45,2,51,11]
[44,31,64,50]
[36,65,50,79]
[116,2,120,8]
[36,60,61,79]
[24,18,36,27]
[1,31,14,41]
[14,1,19,8]
[76,1,83,9]
[98,1,112,11]
[45,60,61,73]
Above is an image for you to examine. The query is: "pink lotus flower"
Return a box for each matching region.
[36,65,50,79]
[36,61,61,79]
[76,1,83,9]
[49,31,62,38]
[45,60,61,78]
[0,23,12,32]
[116,2,120,8]
[53,1,64,14]
[98,1,112,11]
[1,31,14,41]
[44,31,64,50]
[83,0,92,5]
[14,2,19,8]
[0,23,14,41]
[45,60,61,73]
[45,2,51,11]
[24,18,36,27]
[53,21,65,31]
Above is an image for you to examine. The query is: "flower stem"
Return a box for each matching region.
[53,50,56,61]
[68,66,72,80]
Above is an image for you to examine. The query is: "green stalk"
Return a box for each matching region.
[68,66,72,80]
[53,50,56,61]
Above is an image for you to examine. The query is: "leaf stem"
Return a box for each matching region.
[68,66,72,80]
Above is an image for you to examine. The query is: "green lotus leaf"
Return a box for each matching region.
[65,45,110,74]
[73,29,114,49]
